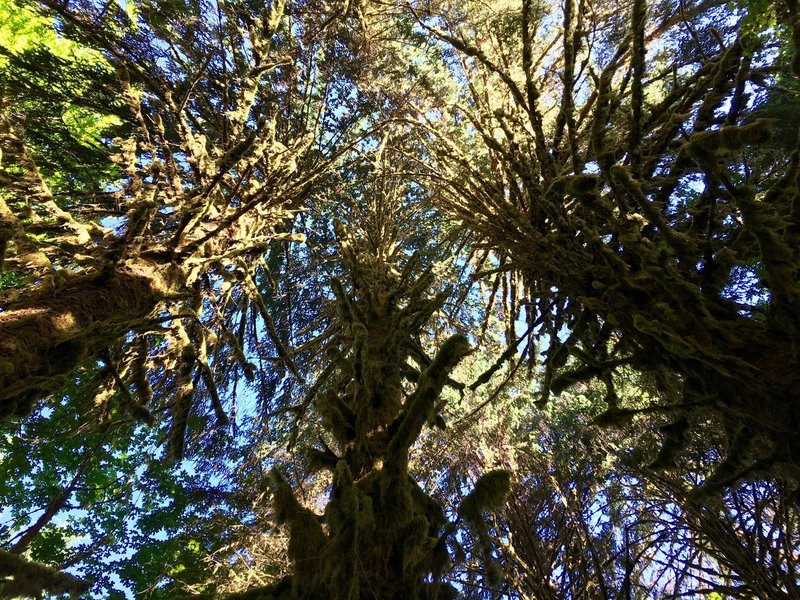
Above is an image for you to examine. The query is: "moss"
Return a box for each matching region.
[270,468,326,573]
[568,174,599,195]
[719,119,774,149]
[485,560,504,587]
[551,364,601,394]
[648,417,690,470]
[687,120,774,165]
[305,446,339,473]
[316,391,356,444]
[593,407,637,427]
[131,337,153,406]
[546,176,570,196]
[329,461,359,528]
[428,533,451,581]
[0,548,89,598]
[377,465,413,513]
[629,0,646,168]
[0,199,20,272]
[459,469,512,526]
[46,339,87,374]
[388,334,471,459]
[166,386,193,461]
[408,478,446,532]
[422,582,459,600]
[401,515,431,572]
[0,258,172,420]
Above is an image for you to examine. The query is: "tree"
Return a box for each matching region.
[0,0,373,594]
[0,0,358,443]
[410,368,800,598]
[229,135,515,599]
[407,0,800,498]
[2,0,800,597]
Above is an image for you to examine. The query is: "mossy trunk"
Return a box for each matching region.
[0,549,89,598]
[0,259,177,418]
[258,256,472,600]
[514,223,800,493]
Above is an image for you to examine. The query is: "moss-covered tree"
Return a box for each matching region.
[0,0,363,452]
[407,0,800,499]
[3,0,800,597]
[232,137,511,599]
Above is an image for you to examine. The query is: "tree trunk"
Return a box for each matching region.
[259,242,475,599]
[0,259,178,418]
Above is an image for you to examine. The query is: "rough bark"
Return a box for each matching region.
[0,259,178,418]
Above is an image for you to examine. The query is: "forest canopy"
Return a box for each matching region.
[1,0,799,597]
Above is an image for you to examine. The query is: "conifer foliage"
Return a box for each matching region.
[1,0,800,597]
[412,0,800,499]
[0,0,345,442]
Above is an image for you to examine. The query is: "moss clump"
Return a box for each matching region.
[270,468,326,584]
[551,363,602,395]
[568,174,600,195]
[593,406,637,427]
[648,417,690,471]
[687,119,774,163]
[459,470,512,590]
[719,119,774,149]
[460,470,512,521]
[388,334,472,460]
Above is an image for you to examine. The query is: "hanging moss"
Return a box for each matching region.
[316,390,356,445]
[550,363,602,395]
[269,468,326,587]
[568,174,600,195]
[400,515,431,572]
[387,334,472,461]
[547,174,599,198]
[484,560,504,587]
[458,470,512,591]
[166,328,197,461]
[328,461,359,530]
[0,198,20,272]
[719,118,774,149]
[324,461,363,600]
[408,477,447,533]
[460,470,512,523]
[648,416,690,471]
[130,336,153,406]
[593,406,638,427]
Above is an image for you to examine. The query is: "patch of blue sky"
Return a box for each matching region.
[665,173,705,216]
[722,263,770,310]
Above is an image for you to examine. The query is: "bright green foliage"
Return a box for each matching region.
[0,369,262,597]
[0,0,101,62]
[0,0,126,193]
[1,0,800,598]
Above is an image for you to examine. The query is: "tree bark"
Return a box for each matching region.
[0,259,178,418]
